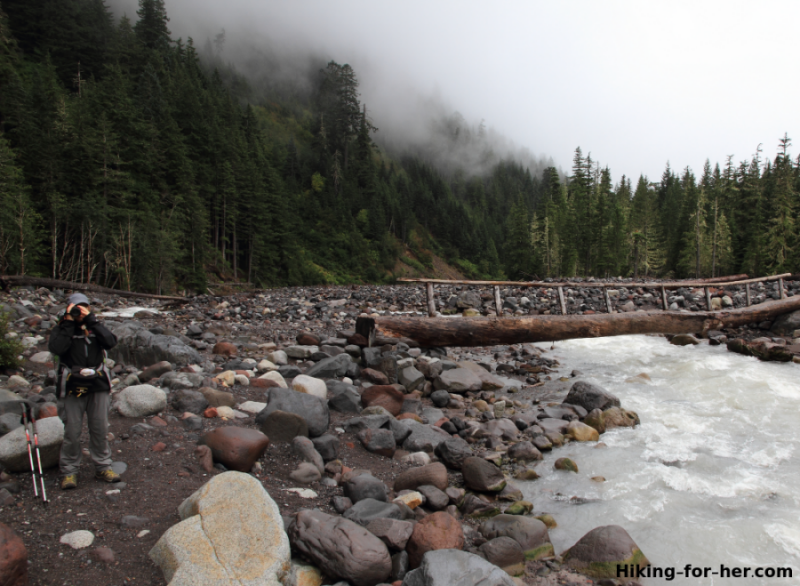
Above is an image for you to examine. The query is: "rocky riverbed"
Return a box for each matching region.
[0,281,799,586]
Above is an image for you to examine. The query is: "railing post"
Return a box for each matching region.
[705,287,712,311]
[494,285,502,317]
[661,286,668,310]
[426,282,436,317]
[557,286,567,315]
[604,287,613,313]
[779,278,786,300]
[746,283,751,306]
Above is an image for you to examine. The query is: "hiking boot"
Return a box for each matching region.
[61,474,78,490]
[95,469,121,483]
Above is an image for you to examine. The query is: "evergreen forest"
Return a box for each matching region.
[0,0,798,294]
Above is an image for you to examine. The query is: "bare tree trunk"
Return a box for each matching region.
[356,295,800,348]
[0,275,188,301]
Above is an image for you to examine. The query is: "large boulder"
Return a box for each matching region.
[562,525,648,579]
[304,354,352,378]
[197,427,270,472]
[462,457,506,493]
[433,368,482,394]
[114,384,167,418]
[0,522,27,586]
[288,509,391,586]
[256,388,329,437]
[479,515,553,561]
[562,381,620,413]
[149,472,291,586]
[402,549,515,586]
[108,321,202,368]
[0,416,63,472]
[406,512,465,568]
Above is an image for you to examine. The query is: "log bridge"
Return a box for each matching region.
[356,273,800,347]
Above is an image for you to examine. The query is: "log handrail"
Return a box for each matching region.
[398,273,790,290]
[400,273,794,317]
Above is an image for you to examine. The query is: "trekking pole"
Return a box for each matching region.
[30,409,48,504]
[20,406,39,498]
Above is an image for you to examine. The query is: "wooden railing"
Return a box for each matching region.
[398,274,794,317]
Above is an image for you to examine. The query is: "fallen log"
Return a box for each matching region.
[356,295,800,348]
[0,275,189,302]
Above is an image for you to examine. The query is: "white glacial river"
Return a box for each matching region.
[520,335,800,585]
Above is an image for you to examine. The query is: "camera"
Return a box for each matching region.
[69,305,84,319]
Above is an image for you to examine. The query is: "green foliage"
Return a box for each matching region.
[400,255,426,273]
[0,309,24,369]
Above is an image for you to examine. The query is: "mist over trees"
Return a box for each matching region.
[0,0,797,293]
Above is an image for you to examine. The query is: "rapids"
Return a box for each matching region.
[522,335,800,585]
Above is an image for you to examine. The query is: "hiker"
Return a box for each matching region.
[48,292,120,489]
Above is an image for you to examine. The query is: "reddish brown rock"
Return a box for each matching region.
[36,403,58,420]
[394,463,448,492]
[406,511,464,568]
[297,332,321,346]
[361,385,405,416]
[0,522,27,586]
[194,445,214,472]
[90,546,116,563]
[152,442,167,452]
[149,416,168,427]
[139,361,173,382]
[347,333,368,346]
[198,427,270,472]
[362,368,390,385]
[23,316,42,327]
[212,342,237,357]
[203,407,218,418]
[397,413,423,423]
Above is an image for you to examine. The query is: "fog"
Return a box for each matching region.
[109,0,800,183]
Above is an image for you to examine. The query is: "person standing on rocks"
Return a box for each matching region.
[48,293,120,489]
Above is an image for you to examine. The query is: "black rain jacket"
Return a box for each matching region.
[48,317,117,395]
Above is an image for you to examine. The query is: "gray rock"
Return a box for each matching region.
[771,309,800,336]
[563,525,648,578]
[392,550,410,582]
[456,291,482,309]
[434,437,473,470]
[462,457,507,493]
[293,436,325,473]
[343,473,388,503]
[433,368,482,394]
[139,361,174,383]
[305,354,352,378]
[120,515,149,528]
[478,537,524,571]
[430,390,450,408]
[170,389,208,414]
[507,441,542,462]
[114,384,167,418]
[289,462,321,484]
[343,498,404,526]
[288,509,391,586]
[367,518,415,551]
[357,428,396,457]
[0,416,64,472]
[390,419,413,444]
[0,412,22,435]
[327,381,362,414]
[255,388,329,437]
[416,485,449,511]
[260,410,309,443]
[479,515,552,560]
[563,381,620,413]
[402,422,452,453]
[311,434,339,461]
[402,549,515,586]
[108,321,202,368]
[344,414,391,434]
[398,366,425,392]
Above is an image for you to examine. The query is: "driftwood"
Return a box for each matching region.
[0,275,189,302]
[356,295,800,348]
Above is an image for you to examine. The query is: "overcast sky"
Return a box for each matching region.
[111,0,799,184]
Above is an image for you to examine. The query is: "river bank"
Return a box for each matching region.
[0,282,798,586]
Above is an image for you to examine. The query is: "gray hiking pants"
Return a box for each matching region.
[58,391,113,475]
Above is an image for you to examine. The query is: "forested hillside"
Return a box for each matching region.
[0,0,797,294]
